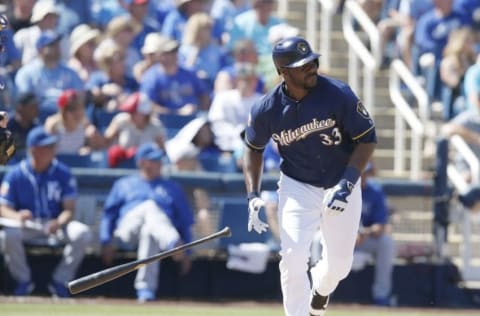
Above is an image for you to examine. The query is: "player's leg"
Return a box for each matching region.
[277,174,322,316]
[356,234,395,304]
[1,227,44,295]
[51,220,92,296]
[311,184,362,295]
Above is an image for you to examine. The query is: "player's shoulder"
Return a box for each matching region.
[252,84,282,113]
[50,160,74,177]
[319,75,353,94]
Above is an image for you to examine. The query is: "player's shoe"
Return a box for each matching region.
[14,281,34,296]
[48,281,70,298]
[309,288,329,316]
[137,288,156,302]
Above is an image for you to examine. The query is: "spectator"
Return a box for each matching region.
[4,0,35,32]
[88,41,138,111]
[208,62,263,152]
[210,0,251,44]
[6,92,40,160]
[102,14,142,76]
[0,126,92,297]
[44,89,106,155]
[214,39,266,94]
[15,30,84,121]
[122,0,161,56]
[179,12,224,93]
[104,92,166,168]
[13,0,68,64]
[141,36,210,114]
[165,117,221,238]
[89,0,125,30]
[413,0,469,101]
[227,0,283,58]
[441,68,480,183]
[100,142,194,302]
[355,162,395,306]
[463,53,480,112]
[439,27,477,120]
[68,24,101,82]
[0,25,22,110]
[133,32,165,82]
[55,0,93,34]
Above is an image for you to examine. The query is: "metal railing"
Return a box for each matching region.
[306,0,339,72]
[447,135,480,282]
[342,0,381,117]
[389,59,429,180]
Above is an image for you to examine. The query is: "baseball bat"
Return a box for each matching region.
[68,226,231,295]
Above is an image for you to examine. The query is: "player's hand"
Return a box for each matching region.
[325,179,354,216]
[248,195,269,234]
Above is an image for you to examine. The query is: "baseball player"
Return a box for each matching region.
[0,126,92,297]
[100,142,194,302]
[242,36,376,316]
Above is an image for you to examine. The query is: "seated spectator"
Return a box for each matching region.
[355,162,395,306]
[104,92,166,168]
[102,14,142,76]
[463,53,480,112]
[68,24,101,82]
[88,41,138,111]
[179,12,224,93]
[0,25,21,108]
[4,0,35,32]
[165,117,224,237]
[133,32,165,82]
[413,0,469,101]
[13,0,68,64]
[0,126,92,297]
[122,0,162,56]
[439,27,477,120]
[100,142,194,302]
[14,30,84,121]
[214,39,266,94]
[141,37,210,115]
[6,92,40,161]
[210,0,251,44]
[90,0,126,30]
[208,62,263,152]
[44,89,106,155]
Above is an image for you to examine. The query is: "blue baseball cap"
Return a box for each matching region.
[135,142,165,163]
[36,30,62,50]
[27,126,58,148]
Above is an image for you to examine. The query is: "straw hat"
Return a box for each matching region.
[141,33,169,55]
[69,24,100,56]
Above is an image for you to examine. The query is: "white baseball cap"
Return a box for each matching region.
[30,0,59,24]
[69,24,100,56]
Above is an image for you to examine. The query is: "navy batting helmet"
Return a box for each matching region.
[272,36,320,70]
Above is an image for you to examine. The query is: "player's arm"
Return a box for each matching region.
[347,142,376,176]
[243,145,264,195]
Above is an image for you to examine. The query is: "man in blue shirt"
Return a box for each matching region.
[0,126,92,297]
[100,142,194,302]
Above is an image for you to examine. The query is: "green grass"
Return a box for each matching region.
[1,301,478,316]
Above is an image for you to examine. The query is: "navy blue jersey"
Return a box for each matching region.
[244,75,376,188]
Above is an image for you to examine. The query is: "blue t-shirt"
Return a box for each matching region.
[245,76,376,188]
[0,159,78,219]
[141,64,208,110]
[100,175,194,245]
[361,180,389,227]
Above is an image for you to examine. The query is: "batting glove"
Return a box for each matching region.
[247,192,269,234]
[325,167,360,216]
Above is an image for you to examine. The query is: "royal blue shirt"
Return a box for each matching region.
[361,180,389,227]
[0,159,78,219]
[100,175,194,245]
[245,75,376,188]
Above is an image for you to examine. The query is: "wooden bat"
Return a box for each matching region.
[68,226,231,295]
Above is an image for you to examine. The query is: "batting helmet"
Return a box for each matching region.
[272,36,320,70]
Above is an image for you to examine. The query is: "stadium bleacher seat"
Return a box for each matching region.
[217,198,271,249]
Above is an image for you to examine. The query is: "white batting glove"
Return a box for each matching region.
[247,196,269,234]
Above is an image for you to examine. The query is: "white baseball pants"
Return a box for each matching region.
[114,199,180,292]
[1,220,92,284]
[276,173,362,316]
